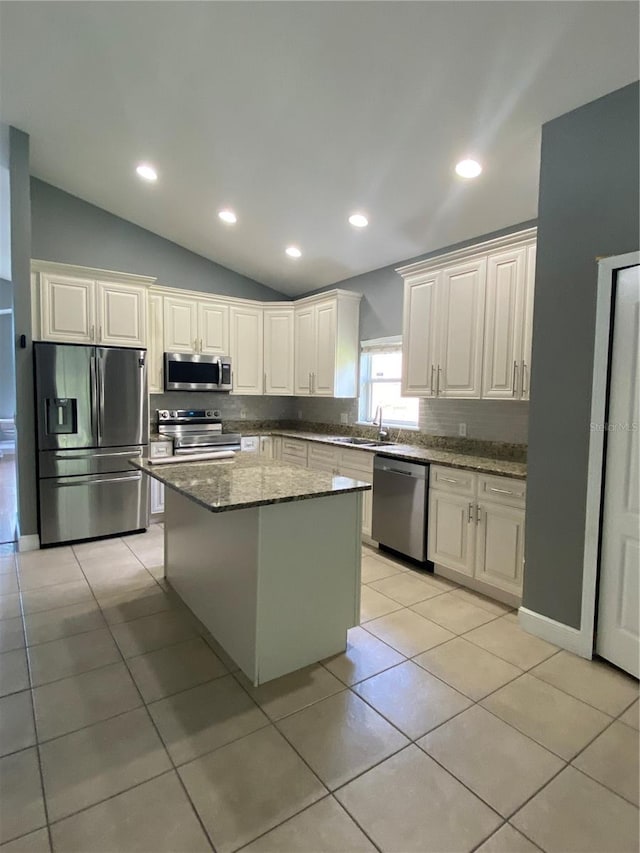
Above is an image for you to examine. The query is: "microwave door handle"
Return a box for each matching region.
[215,357,222,388]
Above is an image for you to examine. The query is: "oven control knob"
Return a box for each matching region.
[206,410,214,418]
[170,411,178,418]
[158,410,168,420]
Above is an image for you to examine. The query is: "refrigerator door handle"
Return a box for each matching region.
[51,472,142,487]
[52,449,143,460]
[96,353,104,445]
[89,353,99,445]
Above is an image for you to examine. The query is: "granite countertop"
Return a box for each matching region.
[269,431,528,480]
[132,452,371,513]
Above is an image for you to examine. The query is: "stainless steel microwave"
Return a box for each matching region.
[164,353,232,391]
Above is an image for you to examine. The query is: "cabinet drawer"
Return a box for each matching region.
[281,439,308,465]
[308,443,339,472]
[478,474,526,508]
[430,465,476,496]
[150,441,172,459]
[337,447,374,475]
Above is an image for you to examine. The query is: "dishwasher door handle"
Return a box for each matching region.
[379,467,415,477]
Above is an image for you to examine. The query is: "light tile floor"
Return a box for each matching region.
[0,533,638,852]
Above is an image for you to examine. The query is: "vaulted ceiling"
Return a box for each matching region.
[1,2,638,294]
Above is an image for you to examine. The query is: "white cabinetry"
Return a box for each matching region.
[294,292,361,397]
[482,244,536,400]
[336,448,374,540]
[230,305,264,395]
[198,301,229,355]
[438,259,487,398]
[149,440,173,518]
[163,296,198,353]
[399,229,536,400]
[402,273,440,396]
[37,266,152,348]
[264,306,294,395]
[147,293,164,393]
[428,465,526,601]
[40,273,96,343]
[96,280,147,348]
[280,438,309,467]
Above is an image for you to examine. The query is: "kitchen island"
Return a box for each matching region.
[133,453,370,685]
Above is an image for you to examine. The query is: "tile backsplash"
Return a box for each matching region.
[150,393,528,445]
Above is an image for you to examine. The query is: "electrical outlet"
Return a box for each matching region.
[340,412,349,425]
[458,422,467,437]
[240,410,247,420]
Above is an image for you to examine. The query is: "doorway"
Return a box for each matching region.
[0,298,17,544]
[595,264,639,677]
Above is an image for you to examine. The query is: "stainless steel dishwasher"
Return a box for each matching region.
[371,455,430,563]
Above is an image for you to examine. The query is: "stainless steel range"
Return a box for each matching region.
[157,409,241,457]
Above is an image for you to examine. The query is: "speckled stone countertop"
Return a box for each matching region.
[132,452,371,513]
[268,431,527,479]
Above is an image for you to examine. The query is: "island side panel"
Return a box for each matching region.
[164,488,259,682]
[255,491,362,685]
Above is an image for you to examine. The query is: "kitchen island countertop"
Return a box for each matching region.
[132,452,371,513]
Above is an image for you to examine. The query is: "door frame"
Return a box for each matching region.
[581,251,639,658]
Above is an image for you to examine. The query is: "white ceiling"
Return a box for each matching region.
[1,2,638,296]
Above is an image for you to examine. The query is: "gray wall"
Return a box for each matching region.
[523,82,640,629]
[30,179,286,302]
[303,220,537,341]
[10,128,37,537]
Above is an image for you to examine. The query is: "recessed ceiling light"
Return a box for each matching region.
[455,159,482,179]
[135,163,158,182]
[218,209,237,224]
[348,213,369,228]
[285,246,302,258]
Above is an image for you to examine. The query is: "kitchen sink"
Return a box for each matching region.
[330,437,390,447]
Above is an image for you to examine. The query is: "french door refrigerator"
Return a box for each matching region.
[34,342,149,545]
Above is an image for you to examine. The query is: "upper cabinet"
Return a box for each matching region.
[399,229,536,401]
[264,306,295,396]
[438,259,487,398]
[294,292,361,398]
[96,280,147,348]
[229,304,264,395]
[35,266,153,348]
[32,263,362,400]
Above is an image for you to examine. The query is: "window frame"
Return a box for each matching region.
[358,336,419,429]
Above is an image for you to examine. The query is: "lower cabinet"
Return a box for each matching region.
[428,465,526,600]
[149,440,172,520]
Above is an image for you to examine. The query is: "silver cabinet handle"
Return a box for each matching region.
[437,365,442,395]
[264,372,267,394]
[200,339,203,352]
[311,372,315,394]
[308,372,312,394]
[430,364,435,395]
[90,325,95,341]
[512,360,518,396]
[521,361,528,394]
[476,505,482,524]
[440,476,461,484]
[488,486,518,496]
[468,503,474,522]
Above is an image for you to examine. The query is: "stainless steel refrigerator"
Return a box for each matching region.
[34,342,149,545]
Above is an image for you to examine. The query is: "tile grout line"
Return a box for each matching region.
[69,548,220,853]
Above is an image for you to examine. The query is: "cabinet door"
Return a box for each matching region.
[314,300,337,395]
[264,308,294,395]
[164,296,198,353]
[230,305,264,394]
[428,489,475,575]
[521,243,536,401]
[402,274,440,396]
[150,478,165,515]
[475,501,525,596]
[339,463,373,539]
[40,273,95,343]
[96,281,147,347]
[482,248,526,399]
[198,300,229,355]
[147,294,164,393]
[259,436,273,459]
[272,436,283,460]
[294,306,315,394]
[438,259,486,398]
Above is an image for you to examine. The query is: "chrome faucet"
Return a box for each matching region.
[373,406,389,442]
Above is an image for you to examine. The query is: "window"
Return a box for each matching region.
[358,337,419,428]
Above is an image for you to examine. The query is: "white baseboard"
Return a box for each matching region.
[518,606,593,658]
[18,534,40,552]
